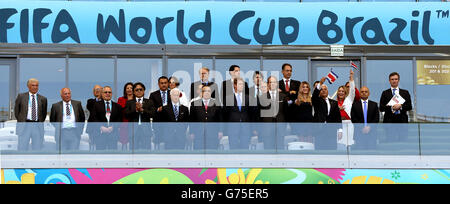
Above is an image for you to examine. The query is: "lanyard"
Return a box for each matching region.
[64,103,74,117]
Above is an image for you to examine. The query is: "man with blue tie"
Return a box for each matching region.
[161,88,189,150]
[380,72,412,142]
[150,76,171,148]
[224,78,253,150]
[351,87,380,150]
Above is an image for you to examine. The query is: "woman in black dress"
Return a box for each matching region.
[292,81,314,143]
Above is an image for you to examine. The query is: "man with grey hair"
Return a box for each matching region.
[190,67,220,101]
[86,85,103,150]
[50,88,85,151]
[312,77,342,150]
[161,88,190,150]
[14,78,48,151]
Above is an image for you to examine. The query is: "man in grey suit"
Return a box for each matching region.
[50,88,86,151]
[14,78,48,151]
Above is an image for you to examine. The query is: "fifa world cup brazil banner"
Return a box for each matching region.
[0,1,449,45]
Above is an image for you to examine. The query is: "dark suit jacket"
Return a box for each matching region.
[125,98,155,123]
[14,92,48,135]
[222,80,249,107]
[189,99,222,123]
[379,88,412,123]
[351,100,380,124]
[149,90,171,122]
[190,81,219,100]
[91,101,123,136]
[258,92,288,123]
[87,98,101,115]
[161,103,190,123]
[224,93,254,122]
[279,79,301,100]
[50,100,86,139]
[161,103,190,146]
[86,98,102,134]
[312,88,342,123]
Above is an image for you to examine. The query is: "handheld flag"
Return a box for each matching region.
[350,61,359,71]
[326,69,339,84]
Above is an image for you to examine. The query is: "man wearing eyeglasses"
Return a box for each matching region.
[125,82,155,150]
[91,86,123,151]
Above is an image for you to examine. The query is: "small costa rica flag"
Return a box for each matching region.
[350,61,359,71]
[326,69,339,84]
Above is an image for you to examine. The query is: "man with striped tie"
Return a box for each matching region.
[161,88,189,150]
[380,72,412,142]
[14,78,48,151]
[50,88,85,151]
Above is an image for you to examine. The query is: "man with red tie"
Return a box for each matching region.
[278,63,301,122]
[189,85,223,151]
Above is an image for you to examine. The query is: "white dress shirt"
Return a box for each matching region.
[62,101,76,129]
[136,97,144,125]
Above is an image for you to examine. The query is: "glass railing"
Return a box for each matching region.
[1,121,449,156]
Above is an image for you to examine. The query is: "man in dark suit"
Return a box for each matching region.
[161,88,190,150]
[279,63,301,122]
[149,76,171,148]
[222,65,249,107]
[125,82,154,150]
[249,71,263,119]
[189,85,223,151]
[14,78,48,151]
[259,76,289,151]
[86,85,103,151]
[190,67,220,101]
[379,72,413,142]
[312,77,342,150]
[351,87,380,150]
[50,88,86,151]
[91,86,123,151]
[224,78,254,150]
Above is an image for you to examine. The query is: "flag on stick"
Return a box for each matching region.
[350,61,359,71]
[326,69,339,84]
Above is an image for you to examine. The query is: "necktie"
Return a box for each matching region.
[204,101,208,112]
[32,95,37,121]
[138,99,142,124]
[256,87,260,97]
[363,101,368,126]
[237,93,242,112]
[106,102,111,113]
[393,89,400,115]
[174,105,179,121]
[162,91,167,105]
[66,103,71,116]
[285,80,290,92]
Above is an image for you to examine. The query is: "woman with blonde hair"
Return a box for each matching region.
[292,81,314,143]
[336,69,356,151]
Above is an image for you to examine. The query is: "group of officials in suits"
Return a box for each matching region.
[14,64,412,151]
